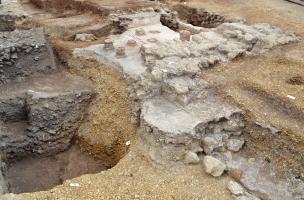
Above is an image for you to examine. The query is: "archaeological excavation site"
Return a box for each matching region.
[0,0,303,199]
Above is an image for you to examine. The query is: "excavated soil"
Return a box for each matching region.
[67,58,136,167]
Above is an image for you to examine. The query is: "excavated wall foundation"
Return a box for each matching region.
[0,25,108,194]
[72,10,304,200]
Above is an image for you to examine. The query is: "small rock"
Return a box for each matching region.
[126,140,131,146]
[202,136,218,154]
[10,47,16,53]
[69,183,80,187]
[25,47,32,53]
[189,143,203,153]
[255,122,280,135]
[227,180,244,196]
[184,151,200,164]
[10,53,18,59]
[134,194,140,199]
[75,33,96,41]
[221,151,232,160]
[227,138,244,152]
[203,155,226,177]
[34,56,39,61]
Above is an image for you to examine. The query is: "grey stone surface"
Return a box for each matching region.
[0,28,57,83]
[240,160,293,200]
[224,156,304,200]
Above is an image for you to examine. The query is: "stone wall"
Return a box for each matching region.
[0,28,95,160]
[0,28,57,83]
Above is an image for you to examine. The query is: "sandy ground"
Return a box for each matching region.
[2,144,233,200]
[0,0,303,199]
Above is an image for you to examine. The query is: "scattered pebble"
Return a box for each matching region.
[126,140,131,146]
[287,95,295,100]
[69,183,80,187]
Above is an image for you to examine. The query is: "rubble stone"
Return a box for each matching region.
[184,151,200,164]
[202,136,218,154]
[74,33,96,41]
[227,138,245,152]
[203,155,226,177]
[227,180,244,196]
[0,28,57,83]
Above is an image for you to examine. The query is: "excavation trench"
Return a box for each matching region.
[0,23,123,195]
[2,143,109,194]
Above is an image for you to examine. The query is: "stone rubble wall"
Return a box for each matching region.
[0,15,16,32]
[0,0,29,32]
[0,28,96,160]
[0,80,95,159]
[0,28,57,83]
[26,90,94,156]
